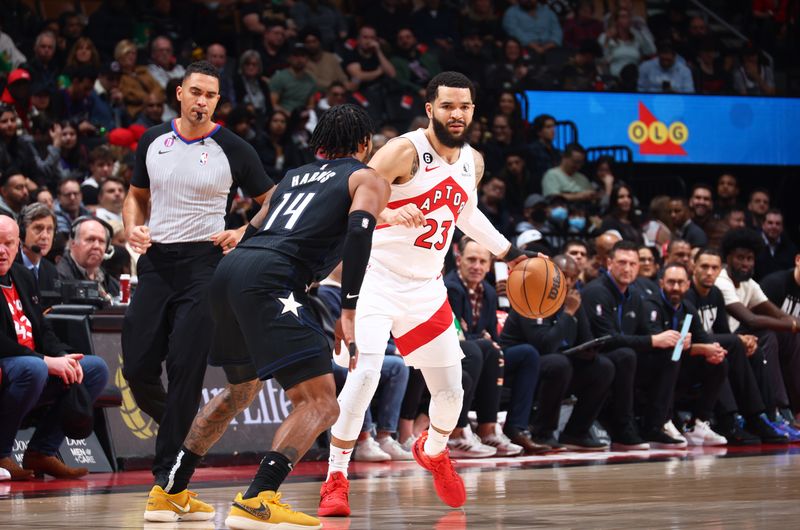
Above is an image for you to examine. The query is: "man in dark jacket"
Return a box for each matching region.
[500,254,613,450]
[16,203,59,296]
[444,237,535,455]
[56,216,119,302]
[0,215,108,480]
[640,261,728,447]
[582,240,683,450]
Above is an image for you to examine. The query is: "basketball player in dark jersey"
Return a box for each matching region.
[143,104,389,529]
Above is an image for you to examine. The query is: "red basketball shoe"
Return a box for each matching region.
[318,472,350,517]
[412,431,466,508]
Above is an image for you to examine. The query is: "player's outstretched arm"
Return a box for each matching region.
[123,185,152,254]
[456,150,546,267]
[336,168,391,370]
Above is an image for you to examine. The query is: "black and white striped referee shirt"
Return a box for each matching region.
[132,120,273,244]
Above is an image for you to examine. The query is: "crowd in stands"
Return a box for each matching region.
[1,0,799,477]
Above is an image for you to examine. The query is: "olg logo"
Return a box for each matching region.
[628,102,688,156]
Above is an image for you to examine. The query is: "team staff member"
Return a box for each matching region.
[500,254,614,451]
[641,262,727,447]
[122,61,272,488]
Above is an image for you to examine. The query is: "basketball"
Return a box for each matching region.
[506,257,568,319]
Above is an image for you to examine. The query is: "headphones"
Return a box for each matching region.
[18,203,58,254]
[70,215,115,260]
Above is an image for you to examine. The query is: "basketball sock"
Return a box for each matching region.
[327,443,353,480]
[243,451,293,499]
[424,428,449,457]
[159,446,201,493]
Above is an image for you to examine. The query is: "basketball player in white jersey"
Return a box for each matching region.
[319,72,535,515]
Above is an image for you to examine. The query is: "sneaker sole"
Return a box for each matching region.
[610,442,651,451]
[562,444,610,452]
[649,442,688,449]
[144,509,215,522]
[225,514,322,529]
[318,504,350,517]
[447,450,497,458]
[491,448,524,457]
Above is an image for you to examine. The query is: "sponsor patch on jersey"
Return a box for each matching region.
[164,137,174,147]
[423,152,433,164]
[200,152,208,165]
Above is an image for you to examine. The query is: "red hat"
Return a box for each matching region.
[7,69,31,84]
[128,123,146,140]
[108,127,136,148]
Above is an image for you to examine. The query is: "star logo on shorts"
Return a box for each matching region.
[278,292,302,316]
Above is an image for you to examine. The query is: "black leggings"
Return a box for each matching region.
[457,339,503,428]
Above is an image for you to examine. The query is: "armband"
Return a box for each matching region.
[341,210,377,310]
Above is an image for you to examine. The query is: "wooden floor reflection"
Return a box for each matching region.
[2,451,800,529]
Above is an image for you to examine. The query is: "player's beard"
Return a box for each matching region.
[432,115,468,148]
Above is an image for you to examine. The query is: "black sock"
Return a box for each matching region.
[243,451,293,499]
[157,446,202,493]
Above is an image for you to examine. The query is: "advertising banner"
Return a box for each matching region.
[523,91,800,166]
[92,332,290,461]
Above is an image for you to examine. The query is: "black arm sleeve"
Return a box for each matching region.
[131,132,152,188]
[130,124,169,188]
[217,128,275,198]
[340,210,377,310]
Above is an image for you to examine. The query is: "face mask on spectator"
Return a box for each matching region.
[568,216,586,232]
[549,206,568,223]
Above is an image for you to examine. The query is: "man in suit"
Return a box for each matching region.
[0,215,109,480]
[56,216,119,302]
[16,203,59,295]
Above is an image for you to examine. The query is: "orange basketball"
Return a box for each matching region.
[506,257,568,319]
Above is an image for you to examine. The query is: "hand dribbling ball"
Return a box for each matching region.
[506,256,568,319]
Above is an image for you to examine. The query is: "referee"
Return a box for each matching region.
[122,60,273,484]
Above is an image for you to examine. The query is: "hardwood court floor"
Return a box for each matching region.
[2,448,799,529]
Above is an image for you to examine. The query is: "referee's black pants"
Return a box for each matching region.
[122,242,222,479]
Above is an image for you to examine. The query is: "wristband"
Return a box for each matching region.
[240,223,259,242]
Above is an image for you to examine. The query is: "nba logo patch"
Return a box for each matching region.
[200,152,208,165]
[164,137,174,147]
[596,304,602,316]
[650,310,657,322]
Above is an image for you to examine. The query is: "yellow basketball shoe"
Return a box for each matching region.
[226,490,322,529]
[144,485,215,522]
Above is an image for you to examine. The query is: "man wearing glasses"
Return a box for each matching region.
[53,177,90,236]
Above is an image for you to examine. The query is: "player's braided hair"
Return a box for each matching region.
[309,104,374,159]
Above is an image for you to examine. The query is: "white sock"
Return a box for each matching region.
[327,444,353,480]
[424,429,449,457]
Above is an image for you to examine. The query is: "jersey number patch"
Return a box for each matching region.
[264,192,316,231]
[414,219,452,250]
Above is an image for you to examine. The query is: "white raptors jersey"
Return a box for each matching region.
[370,129,476,279]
